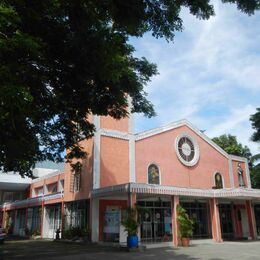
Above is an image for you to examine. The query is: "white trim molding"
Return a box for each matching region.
[228,157,235,188]
[129,134,136,183]
[245,159,252,188]
[229,155,247,162]
[99,128,130,140]
[93,115,100,130]
[93,115,101,189]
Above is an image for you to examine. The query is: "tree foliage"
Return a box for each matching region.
[250,108,260,143]
[1,1,259,177]
[212,134,252,159]
[250,108,260,188]
[250,154,260,189]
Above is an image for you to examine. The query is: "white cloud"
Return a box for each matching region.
[132,2,260,154]
[206,105,260,155]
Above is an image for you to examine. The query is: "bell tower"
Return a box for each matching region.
[94,96,134,134]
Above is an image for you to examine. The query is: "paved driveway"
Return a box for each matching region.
[55,241,260,260]
[1,240,260,260]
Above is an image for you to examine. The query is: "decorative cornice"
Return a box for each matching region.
[99,128,131,140]
[91,183,260,200]
[136,120,187,140]
[229,155,247,162]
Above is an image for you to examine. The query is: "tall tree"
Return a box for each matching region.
[212,134,252,160]
[250,154,260,189]
[250,108,260,143]
[1,1,259,177]
[250,108,260,188]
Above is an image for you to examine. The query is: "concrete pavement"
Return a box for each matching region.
[1,240,260,260]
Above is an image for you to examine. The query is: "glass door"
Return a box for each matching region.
[181,201,211,239]
[138,200,172,243]
[219,204,234,240]
[254,205,260,236]
[47,205,61,238]
[141,208,153,242]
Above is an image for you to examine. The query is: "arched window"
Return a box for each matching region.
[215,173,223,189]
[148,164,160,185]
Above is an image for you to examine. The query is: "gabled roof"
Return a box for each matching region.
[135,119,235,160]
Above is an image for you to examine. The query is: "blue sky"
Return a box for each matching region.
[130,1,260,155]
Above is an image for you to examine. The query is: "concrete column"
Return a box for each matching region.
[91,197,99,242]
[127,192,136,208]
[209,198,222,242]
[245,200,257,240]
[61,201,65,237]
[231,204,238,239]
[40,201,44,238]
[171,195,179,247]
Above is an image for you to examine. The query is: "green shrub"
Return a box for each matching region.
[63,227,90,239]
[177,205,194,238]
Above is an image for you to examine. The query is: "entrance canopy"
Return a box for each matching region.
[92,183,260,200]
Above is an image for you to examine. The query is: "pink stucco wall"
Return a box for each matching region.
[30,173,64,196]
[100,136,129,187]
[100,116,129,132]
[135,125,231,189]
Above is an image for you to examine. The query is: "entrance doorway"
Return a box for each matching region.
[14,209,26,236]
[254,204,260,236]
[44,204,61,238]
[219,204,234,240]
[181,201,211,239]
[137,200,172,243]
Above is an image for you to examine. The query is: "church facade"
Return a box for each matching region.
[1,114,260,246]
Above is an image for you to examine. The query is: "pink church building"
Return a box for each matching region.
[1,113,260,246]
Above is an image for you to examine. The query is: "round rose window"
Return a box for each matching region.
[175,134,199,166]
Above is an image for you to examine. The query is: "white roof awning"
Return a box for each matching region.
[91,183,260,200]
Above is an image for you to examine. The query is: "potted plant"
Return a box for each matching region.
[121,207,140,248]
[177,205,194,247]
